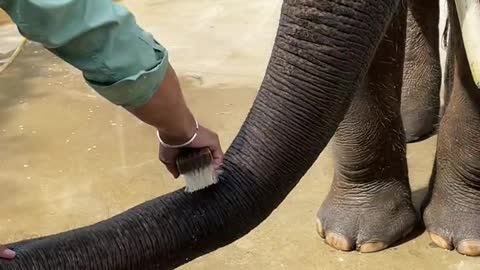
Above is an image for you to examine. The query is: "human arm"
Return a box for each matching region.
[129,64,224,177]
[0,0,223,174]
[0,0,223,259]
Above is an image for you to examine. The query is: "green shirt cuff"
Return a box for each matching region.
[86,38,169,109]
[1,0,169,109]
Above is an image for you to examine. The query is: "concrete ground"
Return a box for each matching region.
[0,1,477,269]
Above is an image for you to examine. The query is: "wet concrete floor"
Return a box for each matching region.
[0,0,478,269]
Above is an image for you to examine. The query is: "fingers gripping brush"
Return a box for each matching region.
[157,120,219,193]
[176,148,219,193]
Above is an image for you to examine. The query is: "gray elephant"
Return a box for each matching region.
[1,0,479,269]
[319,0,480,256]
[399,0,480,256]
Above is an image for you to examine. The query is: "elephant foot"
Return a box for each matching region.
[401,0,441,143]
[317,4,416,253]
[423,174,480,256]
[401,109,438,143]
[317,179,417,253]
[423,0,480,257]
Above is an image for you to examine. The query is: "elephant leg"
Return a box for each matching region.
[317,5,417,253]
[423,0,480,257]
[401,0,441,142]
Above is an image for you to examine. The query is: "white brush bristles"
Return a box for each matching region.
[182,163,219,193]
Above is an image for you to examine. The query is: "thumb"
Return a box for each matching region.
[209,143,224,168]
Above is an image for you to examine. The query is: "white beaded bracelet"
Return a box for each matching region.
[156,119,199,148]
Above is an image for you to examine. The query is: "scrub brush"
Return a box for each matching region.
[176,147,219,193]
[156,119,219,193]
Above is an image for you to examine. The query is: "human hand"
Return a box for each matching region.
[0,245,15,260]
[158,125,224,178]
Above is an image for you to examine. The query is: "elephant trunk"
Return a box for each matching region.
[2,0,400,269]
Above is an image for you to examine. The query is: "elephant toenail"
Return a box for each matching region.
[325,233,353,251]
[429,232,453,250]
[359,242,388,253]
[316,218,325,238]
[457,240,480,256]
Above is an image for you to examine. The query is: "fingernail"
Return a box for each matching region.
[2,249,16,259]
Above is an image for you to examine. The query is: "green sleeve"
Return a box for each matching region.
[0,0,169,108]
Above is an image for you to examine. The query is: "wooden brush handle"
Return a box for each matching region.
[175,147,213,175]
